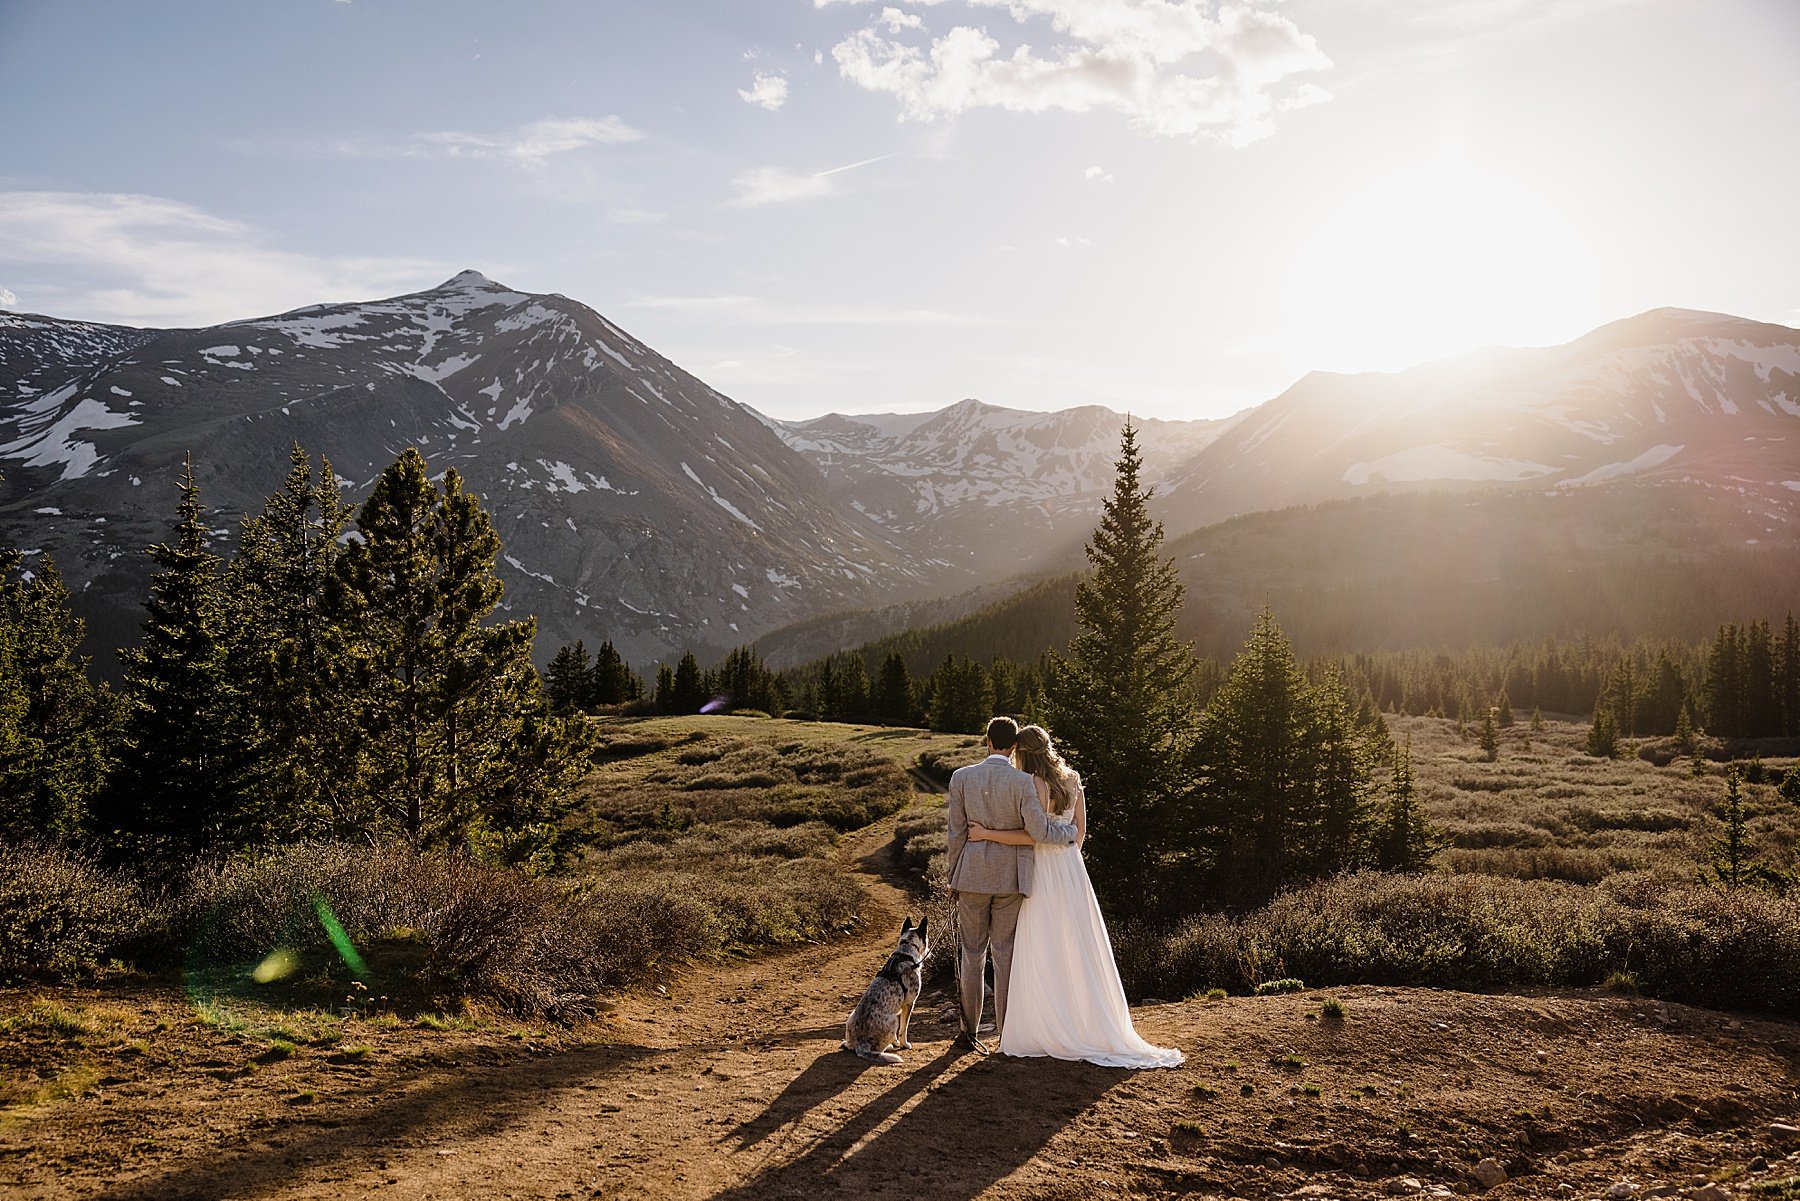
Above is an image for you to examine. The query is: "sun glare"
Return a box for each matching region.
[1291,165,1594,374]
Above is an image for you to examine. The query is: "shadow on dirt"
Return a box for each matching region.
[719,1044,1122,1201]
[98,1042,659,1201]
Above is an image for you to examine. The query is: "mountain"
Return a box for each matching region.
[0,271,932,668]
[1158,308,1800,534]
[770,400,1232,578]
[810,482,1800,677]
[6,278,1797,676]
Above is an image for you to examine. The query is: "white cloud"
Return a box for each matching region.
[0,287,15,307]
[729,166,835,207]
[738,71,790,111]
[877,6,923,31]
[0,191,445,327]
[1084,165,1114,182]
[414,116,642,163]
[817,0,1330,144]
[727,152,896,207]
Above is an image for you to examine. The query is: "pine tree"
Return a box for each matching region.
[1673,704,1696,753]
[0,554,118,844]
[112,456,254,861]
[1191,609,1319,903]
[223,445,358,841]
[588,640,639,705]
[1303,668,1378,876]
[1778,762,1800,806]
[1529,707,1545,733]
[545,641,592,714]
[875,652,915,725]
[1046,423,1195,914]
[1493,688,1514,727]
[1372,736,1436,872]
[1478,707,1500,762]
[927,656,993,733]
[834,653,870,720]
[333,448,582,847]
[1699,768,1759,890]
[670,651,706,714]
[1584,708,1617,759]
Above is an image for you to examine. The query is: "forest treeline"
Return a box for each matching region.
[551,613,1800,745]
[0,447,592,874]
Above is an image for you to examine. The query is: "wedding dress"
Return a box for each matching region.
[999,789,1185,1069]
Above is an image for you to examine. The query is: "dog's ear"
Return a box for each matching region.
[900,916,914,934]
[916,915,928,939]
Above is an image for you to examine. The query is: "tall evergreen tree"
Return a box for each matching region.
[1699,768,1761,890]
[0,554,117,843]
[1046,423,1195,914]
[653,663,676,713]
[112,456,254,861]
[333,448,581,847]
[875,652,915,725]
[1371,736,1436,872]
[670,651,707,713]
[588,640,640,705]
[223,444,357,841]
[545,641,592,714]
[1190,609,1315,903]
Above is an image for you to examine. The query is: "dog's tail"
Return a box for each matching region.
[843,1040,903,1065]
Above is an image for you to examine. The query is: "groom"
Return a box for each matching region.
[944,716,1079,1053]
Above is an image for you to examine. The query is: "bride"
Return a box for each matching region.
[967,724,1184,1069]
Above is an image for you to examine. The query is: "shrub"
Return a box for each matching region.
[0,842,153,979]
[1254,978,1306,995]
[1320,997,1346,1020]
[1114,871,1800,1014]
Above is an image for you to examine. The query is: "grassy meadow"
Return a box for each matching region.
[0,715,979,1024]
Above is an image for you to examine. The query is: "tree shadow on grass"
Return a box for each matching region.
[99,1041,661,1201]
[719,1048,1123,1201]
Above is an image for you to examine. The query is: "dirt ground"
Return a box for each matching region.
[3,805,1799,1201]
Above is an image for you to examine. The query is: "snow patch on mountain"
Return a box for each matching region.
[1557,443,1685,488]
[0,397,140,481]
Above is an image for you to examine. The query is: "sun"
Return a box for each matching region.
[1289,162,1595,373]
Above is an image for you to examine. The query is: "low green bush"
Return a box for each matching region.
[1117,870,1800,1014]
[0,842,153,979]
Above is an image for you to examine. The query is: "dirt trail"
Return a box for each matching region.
[6,800,1800,1200]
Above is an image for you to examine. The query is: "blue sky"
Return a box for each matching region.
[2,0,1797,420]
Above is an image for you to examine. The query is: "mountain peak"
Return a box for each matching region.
[437,269,505,291]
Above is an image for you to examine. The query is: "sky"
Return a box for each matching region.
[2,0,1797,422]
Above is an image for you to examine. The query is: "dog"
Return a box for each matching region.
[842,916,929,1064]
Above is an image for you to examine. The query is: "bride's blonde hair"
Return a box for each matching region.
[1012,724,1076,815]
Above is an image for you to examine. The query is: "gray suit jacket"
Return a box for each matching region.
[945,755,1079,896]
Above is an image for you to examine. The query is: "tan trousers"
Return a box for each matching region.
[956,891,1023,1036]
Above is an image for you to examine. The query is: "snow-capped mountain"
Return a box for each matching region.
[5,275,1797,674]
[0,271,930,666]
[772,400,1234,576]
[1161,308,1800,537]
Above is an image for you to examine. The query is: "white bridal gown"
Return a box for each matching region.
[1000,824,1185,1069]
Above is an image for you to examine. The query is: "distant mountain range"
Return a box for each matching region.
[3,273,1797,671]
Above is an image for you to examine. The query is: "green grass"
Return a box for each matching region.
[1320,998,1346,1021]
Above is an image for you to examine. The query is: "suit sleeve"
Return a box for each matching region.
[945,771,968,883]
[1019,775,1079,845]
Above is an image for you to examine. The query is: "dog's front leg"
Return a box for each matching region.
[898,998,914,1050]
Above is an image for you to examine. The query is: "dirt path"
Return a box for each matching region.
[6,800,1800,1200]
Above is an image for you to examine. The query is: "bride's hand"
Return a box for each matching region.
[967,821,991,841]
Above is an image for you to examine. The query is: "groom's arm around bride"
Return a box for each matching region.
[943,716,1077,1049]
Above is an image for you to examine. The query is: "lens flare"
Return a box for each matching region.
[311,894,368,977]
[251,947,300,984]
